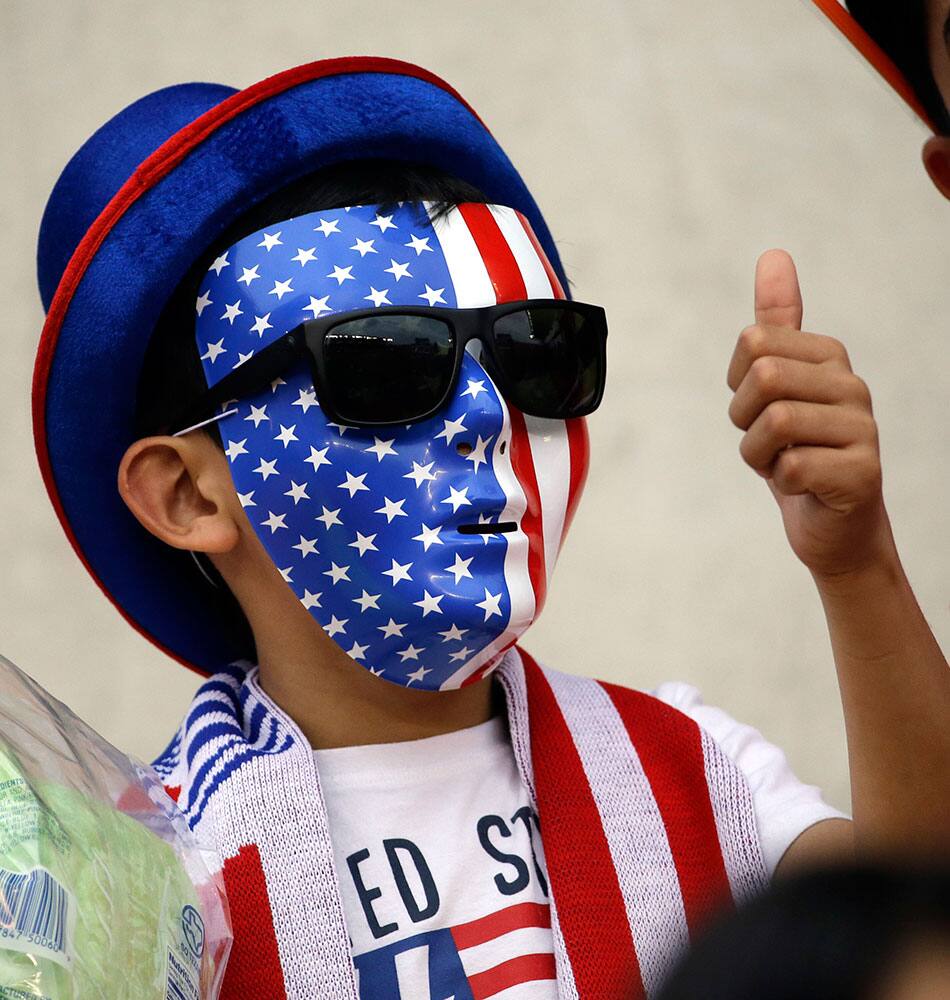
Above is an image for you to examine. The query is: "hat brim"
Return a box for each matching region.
[33,56,570,677]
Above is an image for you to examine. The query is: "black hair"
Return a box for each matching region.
[847,0,950,134]
[656,864,950,1000]
[135,159,488,439]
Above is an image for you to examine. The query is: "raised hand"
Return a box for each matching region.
[726,250,896,580]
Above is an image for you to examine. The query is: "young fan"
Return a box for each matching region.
[33,58,949,1000]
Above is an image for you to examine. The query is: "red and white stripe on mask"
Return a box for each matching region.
[429,203,590,688]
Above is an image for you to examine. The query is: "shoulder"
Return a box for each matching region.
[650,681,848,876]
[650,681,777,767]
[650,681,813,793]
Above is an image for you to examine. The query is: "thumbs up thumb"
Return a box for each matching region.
[754,249,803,330]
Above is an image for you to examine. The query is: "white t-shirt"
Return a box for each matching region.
[314,683,846,1000]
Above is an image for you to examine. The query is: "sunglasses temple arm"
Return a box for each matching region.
[171,407,240,438]
[162,333,305,435]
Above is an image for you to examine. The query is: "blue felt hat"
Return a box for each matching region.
[34,56,569,677]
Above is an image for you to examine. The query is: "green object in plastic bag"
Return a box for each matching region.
[0,655,230,999]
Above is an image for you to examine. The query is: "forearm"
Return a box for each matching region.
[731,251,949,857]
[813,524,950,857]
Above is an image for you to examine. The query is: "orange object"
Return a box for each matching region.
[811,0,936,131]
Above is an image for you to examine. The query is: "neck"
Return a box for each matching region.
[218,538,499,749]
[252,606,498,750]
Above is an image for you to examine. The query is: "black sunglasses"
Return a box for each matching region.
[165,299,607,433]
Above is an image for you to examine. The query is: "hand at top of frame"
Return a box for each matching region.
[727,250,897,583]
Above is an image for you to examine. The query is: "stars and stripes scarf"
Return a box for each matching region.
[153,650,767,999]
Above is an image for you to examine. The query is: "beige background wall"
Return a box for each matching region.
[1,1,947,811]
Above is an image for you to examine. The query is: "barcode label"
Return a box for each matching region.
[0,865,74,968]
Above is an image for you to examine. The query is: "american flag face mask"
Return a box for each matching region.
[191,202,592,690]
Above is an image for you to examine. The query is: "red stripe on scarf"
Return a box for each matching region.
[600,681,734,932]
[520,650,645,999]
[221,844,288,1000]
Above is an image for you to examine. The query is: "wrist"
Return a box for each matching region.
[810,546,931,668]
[810,547,906,602]
[809,507,904,600]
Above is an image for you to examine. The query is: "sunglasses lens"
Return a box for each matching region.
[489,307,603,417]
[322,315,455,424]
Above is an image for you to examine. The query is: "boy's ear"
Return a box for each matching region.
[922,135,950,200]
[118,434,241,553]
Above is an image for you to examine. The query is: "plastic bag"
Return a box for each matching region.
[0,653,231,999]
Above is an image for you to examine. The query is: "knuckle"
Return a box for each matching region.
[855,446,882,491]
[775,450,804,489]
[825,336,851,367]
[749,356,782,394]
[848,374,873,408]
[727,398,744,429]
[738,434,757,467]
[763,400,795,437]
[738,324,766,357]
